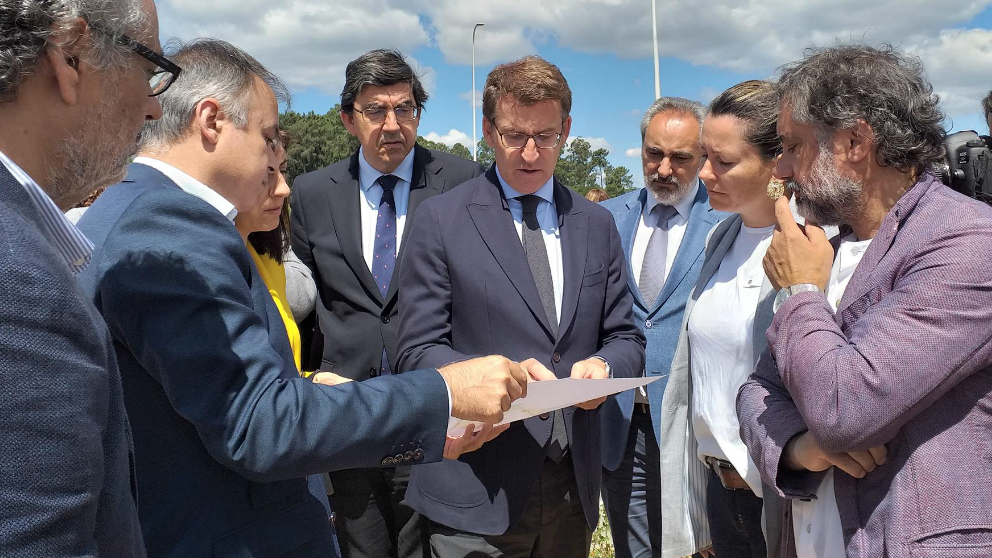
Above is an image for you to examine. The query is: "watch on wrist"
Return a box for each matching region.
[773,283,821,313]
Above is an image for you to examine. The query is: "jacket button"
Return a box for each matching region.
[413,448,424,460]
[381,315,390,324]
[552,353,561,363]
[404,450,416,461]
[369,367,378,377]
[539,413,550,420]
[645,319,653,329]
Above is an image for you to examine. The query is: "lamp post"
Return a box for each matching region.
[651,0,660,99]
[472,23,485,161]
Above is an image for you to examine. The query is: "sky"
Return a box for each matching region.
[156,0,992,189]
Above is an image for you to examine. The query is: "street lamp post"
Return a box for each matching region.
[651,0,660,99]
[472,23,485,161]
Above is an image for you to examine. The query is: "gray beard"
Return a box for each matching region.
[645,174,694,206]
[48,89,135,209]
[789,148,862,226]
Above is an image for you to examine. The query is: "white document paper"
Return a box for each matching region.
[446,376,660,437]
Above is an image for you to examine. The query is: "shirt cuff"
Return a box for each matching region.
[437,369,453,417]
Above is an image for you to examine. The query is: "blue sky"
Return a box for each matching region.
[157,0,992,189]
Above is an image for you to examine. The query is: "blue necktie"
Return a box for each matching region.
[372,174,399,374]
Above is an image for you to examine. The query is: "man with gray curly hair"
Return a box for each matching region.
[738,44,992,558]
[0,0,172,555]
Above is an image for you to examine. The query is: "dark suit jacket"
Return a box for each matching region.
[0,166,144,556]
[290,144,482,379]
[598,186,723,470]
[76,163,450,557]
[738,174,992,558]
[396,167,646,535]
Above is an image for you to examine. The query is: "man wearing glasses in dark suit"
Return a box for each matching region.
[290,49,483,558]
[0,0,177,554]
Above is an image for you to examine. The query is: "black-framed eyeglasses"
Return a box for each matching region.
[88,22,182,97]
[489,119,563,149]
[352,103,421,124]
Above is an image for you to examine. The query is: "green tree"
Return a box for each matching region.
[416,137,473,161]
[279,106,358,184]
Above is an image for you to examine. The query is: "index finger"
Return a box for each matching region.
[508,361,529,398]
[868,445,887,466]
[774,195,802,235]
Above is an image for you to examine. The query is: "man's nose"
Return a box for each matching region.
[521,139,540,163]
[382,109,401,132]
[658,157,673,177]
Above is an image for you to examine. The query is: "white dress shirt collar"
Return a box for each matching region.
[133,156,238,222]
[0,149,94,272]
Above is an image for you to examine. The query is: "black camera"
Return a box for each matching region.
[935,130,992,202]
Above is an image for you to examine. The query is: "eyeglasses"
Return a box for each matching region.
[352,104,421,124]
[88,22,182,97]
[489,120,563,149]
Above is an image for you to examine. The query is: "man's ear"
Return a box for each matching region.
[44,18,89,106]
[481,117,495,147]
[846,119,874,164]
[559,115,573,147]
[340,110,357,137]
[195,98,223,146]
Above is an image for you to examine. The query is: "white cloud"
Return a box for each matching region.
[155,0,992,121]
[907,28,992,117]
[423,128,472,147]
[625,147,641,158]
[156,0,432,95]
[567,136,613,153]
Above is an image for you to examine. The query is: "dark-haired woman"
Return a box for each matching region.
[660,80,792,558]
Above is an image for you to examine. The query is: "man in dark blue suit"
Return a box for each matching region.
[77,39,527,557]
[291,49,483,558]
[0,0,169,554]
[599,98,722,558]
[396,55,645,557]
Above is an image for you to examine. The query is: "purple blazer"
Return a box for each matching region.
[737,174,992,558]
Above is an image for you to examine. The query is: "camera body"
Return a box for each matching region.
[936,130,992,202]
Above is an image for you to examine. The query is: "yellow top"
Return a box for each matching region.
[248,244,302,373]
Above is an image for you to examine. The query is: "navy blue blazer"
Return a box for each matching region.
[598,186,724,470]
[0,167,144,556]
[396,166,645,535]
[76,163,450,556]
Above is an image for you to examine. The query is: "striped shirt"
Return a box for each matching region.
[0,150,94,273]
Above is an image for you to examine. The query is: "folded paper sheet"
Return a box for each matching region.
[447,376,661,437]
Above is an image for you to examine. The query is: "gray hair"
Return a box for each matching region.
[0,0,148,102]
[640,97,704,140]
[340,49,428,113]
[778,44,946,174]
[139,38,290,150]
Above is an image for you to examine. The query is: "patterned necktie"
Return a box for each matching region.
[519,195,567,461]
[638,204,677,306]
[520,195,557,336]
[372,174,399,374]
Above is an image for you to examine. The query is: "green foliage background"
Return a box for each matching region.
[280,106,635,199]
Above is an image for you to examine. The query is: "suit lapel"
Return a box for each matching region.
[693,214,741,300]
[326,151,383,304]
[387,145,441,305]
[652,186,717,313]
[620,189,648,310]
[556,181,586,338]
[467,167,556,340]
[835,177,933,315]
